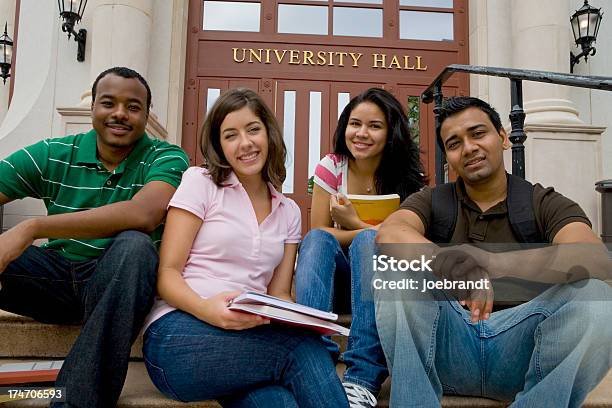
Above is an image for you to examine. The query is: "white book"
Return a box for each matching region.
[229,303,350,337]
[230,291,338,321]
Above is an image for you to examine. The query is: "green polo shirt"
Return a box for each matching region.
[0,129,189,261]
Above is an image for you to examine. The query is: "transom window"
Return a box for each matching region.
[202,1,261,32]
[400,0,454,41]
[202,0,454,41]
[277,1,383,37]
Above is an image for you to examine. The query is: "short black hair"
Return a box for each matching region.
[334,87,425,201]
[91,67,151,112]
[436,96,503,151]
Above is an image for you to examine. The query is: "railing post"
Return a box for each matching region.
[433,82,445,185]
[509,79,527,179]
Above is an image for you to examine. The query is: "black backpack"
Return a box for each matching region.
[427,174,543,244]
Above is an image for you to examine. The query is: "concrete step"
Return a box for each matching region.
[0,311,348,360]
[0,361,218,407]
[1,311,610,407]
[0,361,610,407]
[0,311,143,359]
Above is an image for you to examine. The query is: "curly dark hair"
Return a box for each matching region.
[200,88,286,189]
[334,88,425,201]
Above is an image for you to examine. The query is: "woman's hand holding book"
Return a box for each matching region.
[330,194,371,230]
[197,291,271,330]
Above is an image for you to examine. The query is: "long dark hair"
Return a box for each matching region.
[200,88,286,189]
[334,88,425,200]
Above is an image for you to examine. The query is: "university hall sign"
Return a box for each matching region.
[232,48,428,71]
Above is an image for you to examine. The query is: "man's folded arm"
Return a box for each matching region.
[25,180,176,240]
[377,209,431,244]
[488,221,611,283]
[376,209,439,261]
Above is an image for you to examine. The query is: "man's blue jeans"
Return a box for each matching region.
[374,269,612,408]
[0,231,158,408]
[143,310,349,408]
[295,229,388,394]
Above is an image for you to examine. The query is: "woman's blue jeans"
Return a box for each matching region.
[143,310,349,408]
[295,229,388,394]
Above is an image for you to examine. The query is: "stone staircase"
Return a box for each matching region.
[0,311,610,407]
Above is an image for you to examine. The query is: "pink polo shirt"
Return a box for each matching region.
[144,166,301,330]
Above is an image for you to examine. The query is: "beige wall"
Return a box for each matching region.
[469,0,609,235]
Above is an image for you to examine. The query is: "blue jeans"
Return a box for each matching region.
[143,310,349,408]
[295,229,387,394]
[0,231,158,408]
[374,269,612,408]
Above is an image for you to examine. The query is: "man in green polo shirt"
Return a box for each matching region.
[0,67,189,407]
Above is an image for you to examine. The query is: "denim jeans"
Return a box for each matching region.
[374,268,612,408]
[0,231,158,408]
[295,229,388,394]
[142,310,349,408]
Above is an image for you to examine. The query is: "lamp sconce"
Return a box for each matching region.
[570,0,603,73]
[0,22,12,84]
[58,0,89,62]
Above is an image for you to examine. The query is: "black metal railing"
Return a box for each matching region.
[421,64,612,185]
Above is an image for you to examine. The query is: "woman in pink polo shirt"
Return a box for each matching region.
[142,88,349,407]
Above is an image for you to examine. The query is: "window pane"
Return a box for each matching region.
[282,91,296,194]
[308,92,322,178]
[337,93,350,119]
[334,7,382,37]
[335,0,383,4]
[400,11,453,41]
[278,5,328,35]
[407,96,420,147]
[204,1,261,32]
[203,1,260,32]
[400,0,452,7]
[207,89,221,113]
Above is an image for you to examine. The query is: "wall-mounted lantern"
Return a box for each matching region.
[58,0,89,62]
[0,22,13,84]
[570,0,603,73]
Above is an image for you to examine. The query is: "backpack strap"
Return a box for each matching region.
[507,174,543,244]
[428,176,542,244]
[428,183,457,243]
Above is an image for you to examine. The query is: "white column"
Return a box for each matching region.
[511,0,581,124]
[80,0,153,105]
[510,0,604,234]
